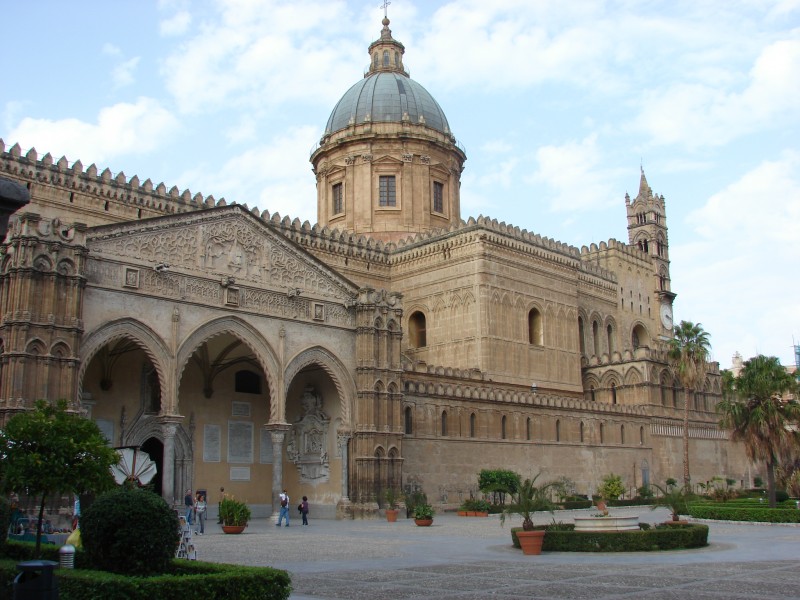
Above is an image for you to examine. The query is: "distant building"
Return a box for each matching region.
[0,17,747,516]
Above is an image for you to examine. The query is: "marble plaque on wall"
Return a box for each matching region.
[230,467,250,481]
[228,421,253,463]
[203,424,221,462]
[231,401,251,417]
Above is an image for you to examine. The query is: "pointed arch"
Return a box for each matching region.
[177,316,280,417]
[79,318,172,413]
[283,345,357,429]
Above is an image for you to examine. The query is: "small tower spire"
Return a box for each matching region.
[367,8,408,76]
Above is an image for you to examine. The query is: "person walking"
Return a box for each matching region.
[184,489,194,526]
[300,496,309,526]
[276,489,290,527]
[195,492,207,535]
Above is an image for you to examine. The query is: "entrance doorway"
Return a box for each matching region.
[141,437,164,496]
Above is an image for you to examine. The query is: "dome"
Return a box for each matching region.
[324,72,452,137]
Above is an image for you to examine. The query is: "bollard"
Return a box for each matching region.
[58,545,75,569]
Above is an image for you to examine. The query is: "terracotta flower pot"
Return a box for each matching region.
[457,510,468,517]
[516,530,545,555]
[414,518,433,527]
[386,508,399,522]
[221,525,246,534]
[476,511,489,517]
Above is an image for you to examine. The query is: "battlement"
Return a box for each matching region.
[0,139,227,219]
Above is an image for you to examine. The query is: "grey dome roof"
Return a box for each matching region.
[325,72,451,136]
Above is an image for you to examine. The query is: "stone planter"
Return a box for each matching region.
[221,525,247,534]
[517,530,545,555]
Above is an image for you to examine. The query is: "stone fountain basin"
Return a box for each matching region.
[573,515,640,531]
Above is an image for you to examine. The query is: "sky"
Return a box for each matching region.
[2,0,799,369]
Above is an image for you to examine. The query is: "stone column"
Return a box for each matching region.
[160,420,180,507]
[338,433,351,500]
[267,424,291,520]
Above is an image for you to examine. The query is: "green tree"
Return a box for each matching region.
[668,320,711,490]
[717,354,800,507]
[478,469,521,506]
[597,473,626,502]
[0,400,118,555]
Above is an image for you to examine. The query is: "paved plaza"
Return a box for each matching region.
[191,507,800,599]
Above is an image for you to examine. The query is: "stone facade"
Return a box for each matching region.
[0,18,749,517]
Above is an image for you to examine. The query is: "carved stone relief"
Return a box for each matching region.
[286,386,331,483]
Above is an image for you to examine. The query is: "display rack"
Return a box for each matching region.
[175,516,196,560]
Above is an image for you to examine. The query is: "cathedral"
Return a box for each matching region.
[0,17,747,518]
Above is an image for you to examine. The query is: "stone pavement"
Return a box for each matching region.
[191,507,800,599]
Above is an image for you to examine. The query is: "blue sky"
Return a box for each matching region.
[3,0,799,368]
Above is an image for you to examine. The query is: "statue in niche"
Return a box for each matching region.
[286,387,331,483]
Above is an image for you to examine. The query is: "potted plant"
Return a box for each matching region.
[384,488,400,522]
[596,473,625,515]
[218,495,251,533]
[413,503,435,526]
[500,473,561,555]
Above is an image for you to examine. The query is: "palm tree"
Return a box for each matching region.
[717,354,800,507]
[667,320,711,490]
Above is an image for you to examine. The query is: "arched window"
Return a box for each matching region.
[590,386,596,402]
[526,417,531,441]
[632,324,648,349]
[592,320,600,355]
[640,426,644,445]
[599,423,604,444]
[470,413,476,438]
[409,311,427,348]
[661,381,668,406]
[394,51,399,65]
[555,420,561,442]
[383,50,389,66]
[235,370,261,394]
[580,422,585,443]
[404,406,413,435]
[672,384,678,408]
[578,316,586,354]
[501,415,507,439]
[611,382,617,405]
[441,411,447,436]
[528,308,543,345]
[620,424,625,444]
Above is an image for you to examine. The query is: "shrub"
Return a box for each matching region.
[637,485,653,499]
[478,469,521,505]
[219,495,251,526]
[0,497,10,552]
[775,490,789,503]
[510,523,709,551]
[687,504,800,523]
[413,503,435,520]
[598,474,625,501]
[403,490,427,518]
[81,486,180,576]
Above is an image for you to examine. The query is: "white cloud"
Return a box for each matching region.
[672,150,800,366]
[160,0,363,114]
[176,125,319,222]
[160,11,192,36]
[634,38,800,148]
[102,43,121,56]
[112,57,141,88]
[7,98,180,166]
[528,134,621,212]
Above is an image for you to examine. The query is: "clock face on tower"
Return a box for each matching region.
[660,303,673,330]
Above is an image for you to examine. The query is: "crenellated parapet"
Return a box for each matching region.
[0,139,229,224]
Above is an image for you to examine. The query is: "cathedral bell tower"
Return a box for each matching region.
[311,16,466,242]
[625,168,675,334]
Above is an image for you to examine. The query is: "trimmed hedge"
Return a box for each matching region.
[561,500,592,510]
[0,558,291,600]
[688,504,800,523]
[510,523,708,552]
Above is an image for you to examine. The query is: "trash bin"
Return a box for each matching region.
[13,560,58,600]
